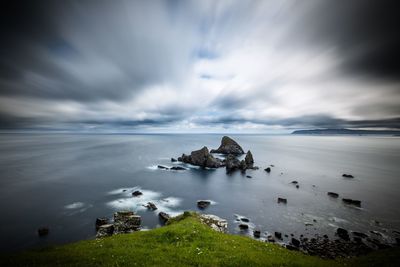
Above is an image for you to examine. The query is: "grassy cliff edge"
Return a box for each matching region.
[1,212,399,267]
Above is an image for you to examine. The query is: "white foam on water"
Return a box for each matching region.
[146,165,160,170]
[64,202,85,209]
[106,187,183,216]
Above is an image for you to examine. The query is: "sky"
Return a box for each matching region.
[0,0,399,133]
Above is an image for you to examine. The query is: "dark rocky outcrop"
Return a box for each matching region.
[197,200,211,209]
[277,197,287,204]
[38,227,49,237]
[246,175,252,178]
[291,181,298,184]
[114,211,141,234]
[267,235,275,242]
[327,192,339,198]
[95,217,109,230]
[342,198,361,206]
[96,224,114,238]
[264,167,271,173]
[132,190,143,197]
[171,158,177,162]
[291,238,300,247]
[240,217,250,222]
[199,214,228,233]
[178,147,222,168]
[158,212,170,223]
[342,174,354,178]
[225,154,241,173]
[210,136,244,155]
[244,150,254,167]
[336,228,350,240]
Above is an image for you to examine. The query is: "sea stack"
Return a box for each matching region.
[210,136,245,154]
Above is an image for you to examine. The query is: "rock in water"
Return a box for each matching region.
[336,228,350,240]
[113,211,141,234]
[342,174,354,178]
[158,212,170,223]
[244,150,254,167]
[327,192,339,198]
[95,217,109,230]
[157,165,169,170]
[199,214,228,233]
[239,224,249,230]
[132,190,143,197]
[275,232,282,239]
[253,230,261,238]
[291,238,300,247]
[197,200,211,209]
[225,154,241,173]
[38,227,49,237]
[277,197,287,204]
[170,166,186,171]
[342,198,361,206]
[145,202,158,210]
[210,136,245,154]
[180,146,222,168]
[96,224,114,238]
[264,167,271,173]
[171,158,177,162]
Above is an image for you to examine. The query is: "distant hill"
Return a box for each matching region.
[292,128,400,135]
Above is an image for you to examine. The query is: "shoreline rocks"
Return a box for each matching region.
[199,214,228,233]
[158,212,170,223]
[114,211,141,234]
[145,202,158,211]
[95,217,109,230]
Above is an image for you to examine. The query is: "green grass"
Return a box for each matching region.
[0,212,399,267]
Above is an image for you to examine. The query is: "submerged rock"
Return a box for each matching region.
[197,200,211,209]
[240,217,250,222]
[210,136,244,155]
[199,214,228,233]
[96,224,114,238]
[327,192,339,198]
[246,175,252,178]
[342,174,354,178]
[114,211,141,234]
[38,227,49,237]
[264,167,271,173]
[239,224,249,230]
[342,198,361,206]
[170,166,186,171]
[157,165,169,170]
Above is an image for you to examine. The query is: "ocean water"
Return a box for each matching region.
[0,133,399,251]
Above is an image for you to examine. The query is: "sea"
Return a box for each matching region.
[0,133,399,251]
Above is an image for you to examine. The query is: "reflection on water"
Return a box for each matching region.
[0,134,399,251]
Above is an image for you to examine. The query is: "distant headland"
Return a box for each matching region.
[292,128,400,135]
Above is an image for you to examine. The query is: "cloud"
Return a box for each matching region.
[0,0,399,132]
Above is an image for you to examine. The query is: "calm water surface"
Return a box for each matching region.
[0,134,399,251]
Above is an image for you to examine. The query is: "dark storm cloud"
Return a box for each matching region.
[0,0,399,131]
[298,0,400,80]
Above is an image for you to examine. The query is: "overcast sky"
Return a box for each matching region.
[0,0,399,132]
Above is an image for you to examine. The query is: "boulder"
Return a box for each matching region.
[342,174,354,178]
[95,217,109,230]
[291,238,300,247]
[179,147,222,168]
[197,200,211,209]
[114,211,141,234]
[199,214,228,233]
[171,158,177,162]
[246,175,252,178]
[327,192,339,198]
[158,212,170,223]
[253,230,261,238]
[336,228,350,240]
[239,224,249,230]
[277,197,287,204]
[291,181,298,184]
[296,185,299,189]
[264,167,271,173]
[145,202,158,211]
[267,235,275,242]
[240,217,250,222]
[210,136,244,155]
[342,198,361,206]
[38,227,49,237]
[96,224,114,238]
[275,232,282,239]
[132,190,143,197]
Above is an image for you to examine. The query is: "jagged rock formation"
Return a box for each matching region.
[199,214,228,233]
[178,146,223,168]
[210,136,245,154]
[96,211,141,238]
